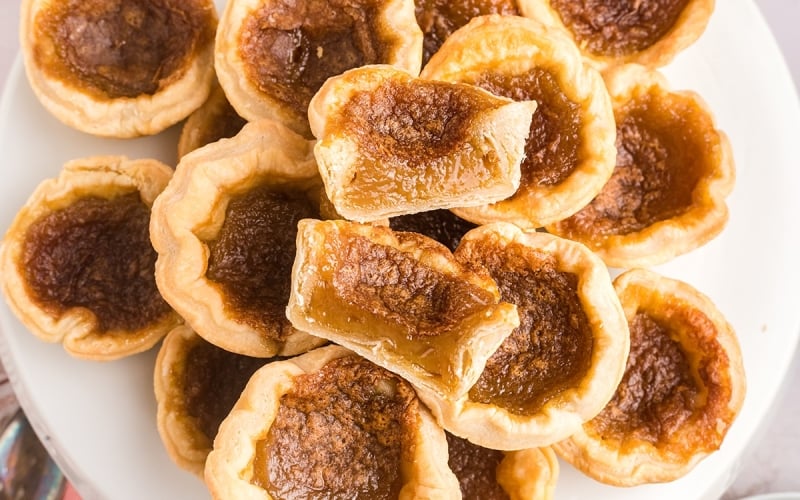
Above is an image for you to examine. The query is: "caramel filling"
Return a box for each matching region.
[389,209,477,252]
[464,242,593,415]
[414,0,519,64]
[446,431,509,499]
[240,0,389,120]
[21,193,171,332]
[475,67,582,188]
[550,0,690,56]
[253,356,415,499]
[34,0,215,99]
[207,185,319,340]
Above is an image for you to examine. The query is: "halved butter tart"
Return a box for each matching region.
[204,344,461,500]
[0,156,181,360]
[150,119,328,358]
[286,218,520,400]
[309,64,536,222]
[215,0,423,138]
[421,15,616,228]
[413,222,629,450]
[20,0,218,137]
[547,64,734,268]
[554,268,745,486]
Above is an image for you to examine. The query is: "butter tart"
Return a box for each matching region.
[519,0,715,70]
[154,325,271,477]
[554,268,746,486]
[177,80,247,158]
[415,222,629,450]
[309,64,537,222]
[421,15,616,228]
[20,0,218,138]
[150,119,328,358]
[547,64,734,268]
[215,0,423,138]
[286,218,520,400]
[0,156,180,360]
[205,345,461,500]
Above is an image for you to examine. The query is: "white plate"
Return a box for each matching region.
[1,1,800,499]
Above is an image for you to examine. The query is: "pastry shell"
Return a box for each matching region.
[421,15,616,228]
[0,156,181,360]
[554,268,746,486]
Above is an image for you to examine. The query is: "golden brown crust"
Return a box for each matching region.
[554,268,746,486]
[498,446,559,500]
[421,15,616,228]
[178,79,247,159]
[0,156,181,360]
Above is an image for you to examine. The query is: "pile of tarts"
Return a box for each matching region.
[1,0,745,498]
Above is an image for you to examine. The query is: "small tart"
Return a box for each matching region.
[446,432,559,500]
[547,64,734,268]
[286,218,520,400]
[205,345,461,500]
[519,0,715,70]
[215,0,423,138]
[0,156,180,360]
[309,64,536,222]
[389,209,477,252]
[20,0,217,138]
[154,325,271,477]
[150,119,328,358]
[421,15,616,228]
[415,222,629,450]
[178,80,247,158]
[554,268,746,486]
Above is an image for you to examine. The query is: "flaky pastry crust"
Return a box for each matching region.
[498,446,559,500]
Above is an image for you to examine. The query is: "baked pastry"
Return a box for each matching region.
[388,209,477,252]
[178,80,247,158]
[446,432,558,500]
[415,222,629,450]
[547,64,734,268]
[154,325,271,477]
[215,0,423,138]
[20,0,217,137]
[519,0,715,70]
[554,268,746,486]
[150,119,328,358]
[205,345,461,499]
[421,15,616,228]
[0,156,181,360]
[286,218,519,400]
[309,64,536,222]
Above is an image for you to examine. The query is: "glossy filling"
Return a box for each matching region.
[253,355,415,499]
[463,241,593,415]
[35,0,215,99]
[389,209,477,252]
[446,431,509,499]
[550,0,690,56]
[206,185,319,340]
[414,0,519,64]
[240,0,388,120]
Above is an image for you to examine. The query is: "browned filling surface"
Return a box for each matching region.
[34,0,216,99]
[415,0,519,64]
[474,67,583,188]
[463,241,593,415]
[240,0,389,121]
[389,209,477,252]
[550,0,690,57]
[182,337,268,441]
[206,185,319,340]
[253,355,416,499]
[193,99,247,152]
[21,193,171,332]
[446,432,509,500]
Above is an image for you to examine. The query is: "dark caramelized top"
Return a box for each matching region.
[240,0,389,121]
[550,0,690,57]
[207,185,319,340]
[253,355,416,499]
[34,0,216,99]
[475,67,582,188]
[389,209,477,252]
[446,432,509,499]
[463,241,593,415]
[21,193,171,332]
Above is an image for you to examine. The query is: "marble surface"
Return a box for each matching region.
[0,1,798,499]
